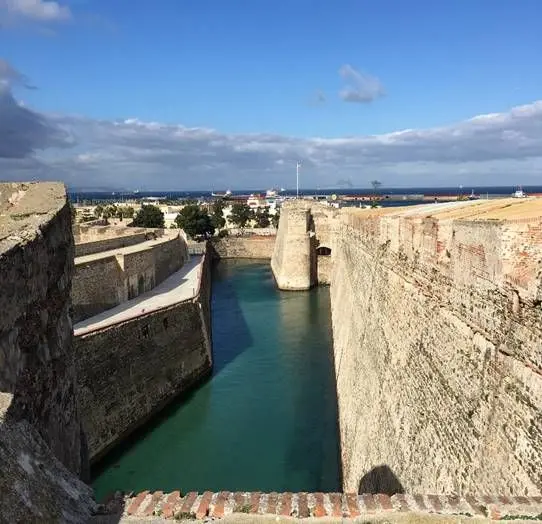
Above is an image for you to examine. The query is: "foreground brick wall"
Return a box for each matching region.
[108,490,542,521]
[75,254,212,461]
[331,208,542,495]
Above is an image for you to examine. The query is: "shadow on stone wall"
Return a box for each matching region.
[358,465,405,496]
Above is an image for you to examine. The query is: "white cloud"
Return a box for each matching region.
[2,59,542,190]
[0,0,71,22]
[339,64,385,103]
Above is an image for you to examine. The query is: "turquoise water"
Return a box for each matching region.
[92,260,340,500]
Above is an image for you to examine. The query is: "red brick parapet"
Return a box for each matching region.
[102,491,542,520]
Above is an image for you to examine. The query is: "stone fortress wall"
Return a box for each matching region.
[271,200,315,289]
[75,251,212,461]
[4,182,542,522]
[75,230,148,257]
[69,209,212,462]
[271,200,338,288]
[72,230,188,322]
[211,234,276,259]
[0,182,95,523]
[272,198,542,497]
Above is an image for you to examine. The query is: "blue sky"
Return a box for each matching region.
[1,0,542,190]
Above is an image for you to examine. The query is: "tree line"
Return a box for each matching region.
[91,201,280,240]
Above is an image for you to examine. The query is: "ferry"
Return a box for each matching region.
[513,186,527,198]
[211,189,232,197]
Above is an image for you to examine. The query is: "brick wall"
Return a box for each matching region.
[75,254,212,462]
[109,490,542,521]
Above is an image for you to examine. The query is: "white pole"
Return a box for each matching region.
[296,161,300,199]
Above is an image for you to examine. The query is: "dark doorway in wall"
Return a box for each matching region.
[316,246,332,256]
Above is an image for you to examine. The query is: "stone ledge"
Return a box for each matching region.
[103,491,542,520]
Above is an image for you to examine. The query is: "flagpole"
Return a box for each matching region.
[296,161,300,199]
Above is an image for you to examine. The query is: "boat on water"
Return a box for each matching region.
[512,186,527,198]
[212,189,232,197]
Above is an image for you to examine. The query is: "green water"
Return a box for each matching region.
[92,260,340,500]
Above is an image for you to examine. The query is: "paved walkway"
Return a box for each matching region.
[74,256,203,336]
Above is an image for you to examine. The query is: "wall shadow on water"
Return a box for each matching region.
[358,465,404,496]
[277,285,342,492]
[210,259,254,375]
[90,260,253,499]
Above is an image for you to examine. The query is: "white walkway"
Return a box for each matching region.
[74,256,203,336]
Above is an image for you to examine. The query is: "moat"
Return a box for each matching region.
[92,259,340,500]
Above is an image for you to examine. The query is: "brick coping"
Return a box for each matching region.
[99,491,542,520]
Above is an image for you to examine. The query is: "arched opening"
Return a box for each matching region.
[316,246,332,256]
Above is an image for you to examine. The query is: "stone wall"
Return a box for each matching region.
[0,182,95,522]
[72,233,188,322]
[75,253,212,461]
[331,206,542,496]
[211,235,276,259]
[75,231,148,257]
[316,253,332,284]
[271,200,315,290]
[271,201,338,289]
[74,223,157,242]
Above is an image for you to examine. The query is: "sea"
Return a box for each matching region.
[69,186,541,207]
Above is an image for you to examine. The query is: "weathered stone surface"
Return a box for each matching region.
[271,202,337,288]
[75,252,213,461]
[0,182,94,522]
[330,200,542,496]
[211,235,275,259]
[271,201,315,290]
[72,231,188,322]
[75,230,148,257]
[0,411,96,523]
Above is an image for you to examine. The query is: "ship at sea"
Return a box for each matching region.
[512,186,527,198]
[211,189,232,197]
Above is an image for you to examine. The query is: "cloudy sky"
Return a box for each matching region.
[1,0,542,191]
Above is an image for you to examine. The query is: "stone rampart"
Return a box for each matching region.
[74,223,167,256]
[331,200,542,496]
[75,230,148,257]
[0,182,95,522]
[211,235,276,259]
[271,200,315,290]
[75,253,212,462]
[72,232,188,322]
[271,201,338,288]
